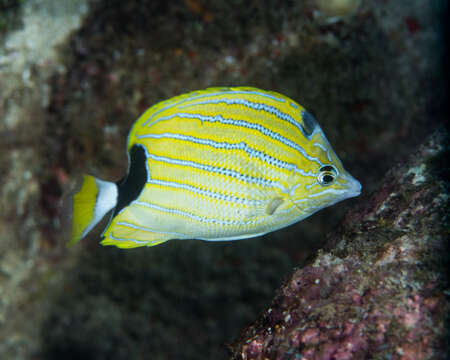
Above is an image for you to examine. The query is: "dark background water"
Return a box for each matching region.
[0,0,447,359]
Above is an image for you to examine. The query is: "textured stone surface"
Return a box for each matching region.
[0,1,89,358]
[230,130,449,359]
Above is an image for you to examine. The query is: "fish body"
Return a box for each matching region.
[69,87,361,248]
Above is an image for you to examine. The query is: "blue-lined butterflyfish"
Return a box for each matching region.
[68,87,361,249]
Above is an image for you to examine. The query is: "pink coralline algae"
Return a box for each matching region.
[230,131,449,359]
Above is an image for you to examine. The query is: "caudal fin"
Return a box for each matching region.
[67,175,118,246]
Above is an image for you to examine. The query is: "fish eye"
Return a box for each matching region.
[317,165,337,186]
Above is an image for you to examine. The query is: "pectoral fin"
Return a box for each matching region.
[266,197,284,215]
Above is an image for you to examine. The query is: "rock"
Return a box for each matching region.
[0,1,90,359]
[230,129,449,360]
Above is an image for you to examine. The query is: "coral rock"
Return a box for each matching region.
[230,130,449,359]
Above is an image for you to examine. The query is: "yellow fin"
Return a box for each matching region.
[100,235,168,249]
[101,211,171,249]
[68,175,118,247]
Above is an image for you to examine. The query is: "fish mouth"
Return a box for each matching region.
[342,173,362,198]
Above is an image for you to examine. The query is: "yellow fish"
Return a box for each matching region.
[69,87,361,248]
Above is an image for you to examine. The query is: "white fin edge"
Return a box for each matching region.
[81,178,118,239]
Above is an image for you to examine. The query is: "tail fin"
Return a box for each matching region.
[67,175,118,247]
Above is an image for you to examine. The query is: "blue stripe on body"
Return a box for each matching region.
[313,142,327,152]
[133,200,261,226]
[147,178,265,205]
[142,89,285,126]
[305,181,319,190]
[146,112,322,167]
[136,132,316,176]
[116,221,189,238]
[307,188,347,198]
[177,98,308,137]
[144,152,287,192]
[313,142,333,163]
[108,233,150,245]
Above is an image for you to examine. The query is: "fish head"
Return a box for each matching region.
[289,112,361,217]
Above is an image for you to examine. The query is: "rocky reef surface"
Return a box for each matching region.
[231,130,449,359]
